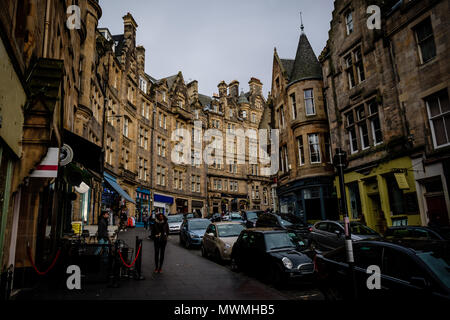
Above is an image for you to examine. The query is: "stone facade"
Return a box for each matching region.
[270,28,337,223]
[320,0,449,231]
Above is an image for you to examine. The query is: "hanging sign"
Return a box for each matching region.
[30,148,59,178]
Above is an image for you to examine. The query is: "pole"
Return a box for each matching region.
[134,236,144,280]
[334,148,357,299]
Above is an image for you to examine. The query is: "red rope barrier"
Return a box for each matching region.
[118,245,141,268]
[27,246,61,276]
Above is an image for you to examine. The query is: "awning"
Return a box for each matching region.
[63,129,103,174]
[154,193,174,204]
[103,172,135,204]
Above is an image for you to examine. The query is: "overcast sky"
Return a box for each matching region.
[98,0,334,97]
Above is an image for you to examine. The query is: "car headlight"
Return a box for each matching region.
[190,232,199,239]
[282,257,293,270]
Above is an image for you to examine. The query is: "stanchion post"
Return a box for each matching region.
[135,236,144,280]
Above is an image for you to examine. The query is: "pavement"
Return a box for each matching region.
[16,228,323,300]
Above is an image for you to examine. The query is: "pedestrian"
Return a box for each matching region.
[95,210,110,256]
[151,212,169,273]
[143,212,149,230]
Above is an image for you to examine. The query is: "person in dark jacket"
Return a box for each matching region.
[96,210,110,255]
[151,213,169,273]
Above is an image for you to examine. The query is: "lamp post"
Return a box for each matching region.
[333,148,357,299]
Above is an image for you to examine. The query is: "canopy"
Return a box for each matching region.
[103,172,136,204]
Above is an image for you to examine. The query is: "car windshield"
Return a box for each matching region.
[417,249,450,290]
[217,224,245,237]
[282,214,305,226]
[230,214,242,220]
[168,215,183,223]
[246,212,258,220]
[264,233,296,251]
[344,223,379,235]
[279,218,293,227]
[189,220,210,230]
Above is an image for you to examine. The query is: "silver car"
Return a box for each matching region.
[201,222,246,262]
[167,214,184,234]
[309,220,381,251]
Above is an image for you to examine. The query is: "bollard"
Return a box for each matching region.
[134,236,144,280]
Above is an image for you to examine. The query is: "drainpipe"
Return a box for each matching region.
[42,0,51,58]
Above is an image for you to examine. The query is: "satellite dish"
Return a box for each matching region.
[60,144,74,166]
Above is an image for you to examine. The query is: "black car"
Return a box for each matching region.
[230,229,314,285]
[384,225,450,241]
[256,213,311,240]
[242,210,264,228]
[315,239,450,300]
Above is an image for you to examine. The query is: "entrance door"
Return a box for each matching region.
[426,195,449,226]
[369,195,387,234]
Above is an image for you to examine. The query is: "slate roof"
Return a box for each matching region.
[198,94,213,107]
[281,33,322,86]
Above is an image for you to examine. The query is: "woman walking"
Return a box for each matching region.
[151,213,169,273]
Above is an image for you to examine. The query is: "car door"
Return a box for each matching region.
[382,247,434,298]
[203,224,214,253]
[314,222,333,249]
[236,232,251,268]
[327,222,345,249]
[180,221,187,242]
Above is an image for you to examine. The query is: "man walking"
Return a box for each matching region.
[96,210,110,256]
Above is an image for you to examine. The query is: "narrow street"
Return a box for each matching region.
[22,228,323,300]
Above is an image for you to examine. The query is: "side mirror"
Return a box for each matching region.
[334,230,342,236]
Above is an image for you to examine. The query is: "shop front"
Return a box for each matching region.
[102,172,136,225]
[136,188,151,224]
[337,156,421,234]
[278,175,337,224]
[153,193,174,215]
[191,200,204,217]
[175,198,188,214]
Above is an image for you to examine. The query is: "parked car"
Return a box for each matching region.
[183,213,195,220]
[179,218,211,249]
[309,220,381,251]
[242,210,264,228]
[230,229,314,285]
[315,239,450,300]
[384,225,450,241]
[167,214,184,234]
[210,213,222,222]
[256,213,310,240]
[201,222,246,262]
[229,212,245,223]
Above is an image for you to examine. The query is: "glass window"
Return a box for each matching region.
[425,90,450,148]
[297,136,305,166]
[308,133,321,163]
[264,233,296,251]
[348,182,362,219]
[304,89,315,115]
[345,11,354,35]
[414,18,436,64]
[290,93,297,119]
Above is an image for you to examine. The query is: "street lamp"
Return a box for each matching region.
[333,148,357,299]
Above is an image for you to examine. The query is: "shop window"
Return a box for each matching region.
[347,182,362,219]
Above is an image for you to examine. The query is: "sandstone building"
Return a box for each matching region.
[321,0,449,232]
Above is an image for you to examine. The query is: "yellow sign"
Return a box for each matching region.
[394,173,409,190]
[72,222,82,235]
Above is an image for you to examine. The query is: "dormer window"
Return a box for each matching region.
[139,76,147,93]
[242,111,247,119]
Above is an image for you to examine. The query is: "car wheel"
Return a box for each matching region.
[201,245,208,258]
[185,239,191,249]
[214,249,223,264]
[230,257,239,272]
[268,264,283,287]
